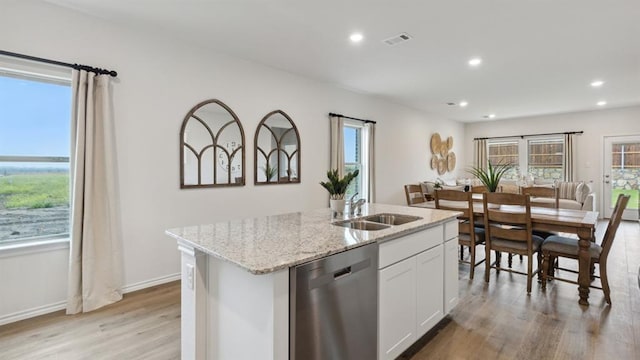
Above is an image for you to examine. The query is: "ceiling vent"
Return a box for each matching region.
[382,32,412,46]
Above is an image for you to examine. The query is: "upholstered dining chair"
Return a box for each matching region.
[541,194,630,304]
[435,189,486,279]
[483,192,544,293]
[404,184,426,205]
[521,186,559,209]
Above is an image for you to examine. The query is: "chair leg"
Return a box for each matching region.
[537,251,543,281]
[460,245,464,261]
[519,254,523,261]
[541,252,548,290]
[508,253,513,268]
[469,245,476,280]
[485,246,491,283]
[600,261,611,305]
[526,253,533,294]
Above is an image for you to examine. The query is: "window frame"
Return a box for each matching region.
[486,135,566,183]
[0,58,72,249]
[343,120,370,200]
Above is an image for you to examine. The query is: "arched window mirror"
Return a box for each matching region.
[180,99,245,188]
[254,110,301,185]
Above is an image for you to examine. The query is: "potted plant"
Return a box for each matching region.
[320,169,359,212]
[262,164,277,182]
[467,161,513,192]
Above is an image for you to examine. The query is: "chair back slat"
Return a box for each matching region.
[521,186,559,208]
[404,184,426,205]
[435,189,475,239]
[483,192,533,244]
[599,194,630,259]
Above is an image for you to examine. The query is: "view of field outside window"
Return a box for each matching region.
[344,125,362,200]
[487,141,519,181]
[611,143,640,210]
[0,73,71,244]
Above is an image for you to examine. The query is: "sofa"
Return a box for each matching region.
[529,181,596,211]
[421,179,596,211]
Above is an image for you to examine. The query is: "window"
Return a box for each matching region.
[343,121,370,200]
[0,60,72,245]
[486,136,566,183]
[528,138,564,182]
[487,140,520,181]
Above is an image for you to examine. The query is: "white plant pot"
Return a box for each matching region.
[330,199,346,213]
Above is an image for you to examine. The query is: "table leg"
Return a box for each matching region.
[577,228,594,306]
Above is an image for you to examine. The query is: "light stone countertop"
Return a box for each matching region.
[165,203,460,275]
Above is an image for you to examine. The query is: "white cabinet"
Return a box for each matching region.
[443,221,459,314]
[377,220,458,360]
[416,245,444,337]
[378,256,417,360]
[444,238,459,313]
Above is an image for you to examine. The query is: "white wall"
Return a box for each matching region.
[0,1,463,323]
[464,106,640,214]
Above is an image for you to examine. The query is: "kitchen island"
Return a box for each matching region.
[166,203,460,360]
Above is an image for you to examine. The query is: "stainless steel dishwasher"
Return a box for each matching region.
[290,243,378,360]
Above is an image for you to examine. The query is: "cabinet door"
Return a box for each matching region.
[444,238,459,314]
[416,245,444,337]
[378,257,416,360]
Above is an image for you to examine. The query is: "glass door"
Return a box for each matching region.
[603,136,640,220]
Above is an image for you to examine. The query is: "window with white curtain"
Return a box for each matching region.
[486,135,566,183]
[0,59,72,245]
[343,120,369,200]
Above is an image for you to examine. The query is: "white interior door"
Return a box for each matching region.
[603,135,640,220]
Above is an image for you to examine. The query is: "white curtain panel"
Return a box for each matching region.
[474,138,488,170]
[329,115,345,177]
[564,133,574,182]
[365,122,376,202]
[67,70,123,314]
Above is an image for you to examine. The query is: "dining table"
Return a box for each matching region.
[412,201,600,305]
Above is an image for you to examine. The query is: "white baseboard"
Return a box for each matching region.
[122,272,181,294]
[0,300,66,326]
[0,273,180,327]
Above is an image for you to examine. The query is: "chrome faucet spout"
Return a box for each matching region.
[349,192,359,205]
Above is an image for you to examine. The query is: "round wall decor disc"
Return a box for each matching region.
[431,156,438,169]
[430,133,441,154]
[447,152,456,172]
[447,136,453,150]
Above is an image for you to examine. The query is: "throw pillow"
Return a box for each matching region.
[575,182,589,203]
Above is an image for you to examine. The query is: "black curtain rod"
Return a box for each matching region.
[329,112,376,124]
[0,50,118,77]
[474,130,583,141]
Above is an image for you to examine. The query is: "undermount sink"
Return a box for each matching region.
[333,220,391,231]
[363,213,422,226]
[332,213,422,231]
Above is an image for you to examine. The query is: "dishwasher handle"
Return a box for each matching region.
[308,258,371,290]
[333,266,352,280]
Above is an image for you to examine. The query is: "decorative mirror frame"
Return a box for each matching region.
[180,99,246,188]
[254,110,301,185]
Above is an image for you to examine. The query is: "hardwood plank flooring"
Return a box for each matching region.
[1,221,638,359]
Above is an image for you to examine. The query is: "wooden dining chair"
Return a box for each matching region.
[471,185,503,194]
[483,192,544,293]
[435,190,486,279]
[404,184,426,205]
[541,194,630,304]
[521,186,559,209]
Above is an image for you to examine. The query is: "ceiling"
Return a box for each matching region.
[44,0,640,122]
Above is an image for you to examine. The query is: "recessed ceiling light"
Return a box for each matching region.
[349,33,364,43]
[459,101,469,108]
[591,80,605,88]
[468,57,482,67]
[483,114,496,119]
[597,100,607,106]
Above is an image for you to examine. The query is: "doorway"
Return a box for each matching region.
[603,135,640,220]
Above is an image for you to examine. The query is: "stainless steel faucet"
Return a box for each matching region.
[349,193,366,216]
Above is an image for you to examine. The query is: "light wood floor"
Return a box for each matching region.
[1,221,638,360]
